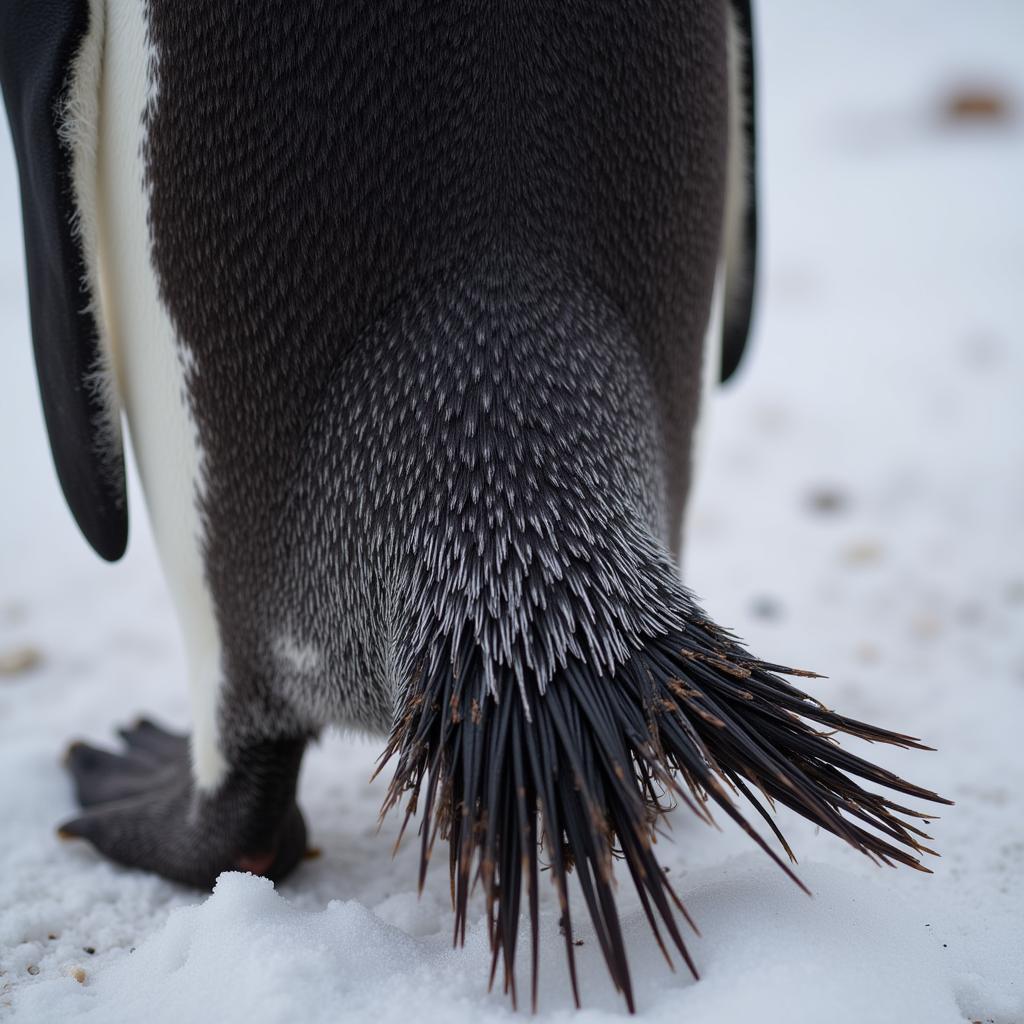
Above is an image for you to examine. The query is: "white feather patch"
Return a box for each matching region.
[96,0,227,791]
[58,0,125,488]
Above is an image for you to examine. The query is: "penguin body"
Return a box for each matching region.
[2,1,945,1010]
[137,0,725,749]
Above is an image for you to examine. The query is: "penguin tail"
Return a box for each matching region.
[355,272,947,1009]
[378,609,950,1012]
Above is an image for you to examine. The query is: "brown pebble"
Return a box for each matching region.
[70,967,86,985]
[0,646,41,677]
[943,87,1013,122]
[26,966,39,977]
[303,847,323,861]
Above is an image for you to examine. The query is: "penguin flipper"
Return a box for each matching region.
[720,0,758,383]
[0,0,127,560]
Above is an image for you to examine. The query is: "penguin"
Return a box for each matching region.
[1,0,947,1011]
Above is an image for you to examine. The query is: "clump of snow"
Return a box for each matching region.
[2,2,1022,1023]
[7,867,970,1024]
[13,874,425,1024]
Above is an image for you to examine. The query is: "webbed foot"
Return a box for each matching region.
[60,718,308,888]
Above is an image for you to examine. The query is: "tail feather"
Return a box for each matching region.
[379,611,950,1012]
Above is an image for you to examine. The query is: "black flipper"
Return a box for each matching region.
[721,0,758,383]
[0,1,127,560]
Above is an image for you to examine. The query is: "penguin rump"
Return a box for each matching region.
[2,0,948,1013]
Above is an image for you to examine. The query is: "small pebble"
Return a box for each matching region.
[942,86,1013,123]
[842,540,883,566]
[751,595,783,621]
[807,486,849,516]
[0,646,41,677]
[69,967,86,985]
[26,966,39,977]
[83,947,95,956]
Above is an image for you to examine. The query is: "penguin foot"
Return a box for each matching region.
[60,720,309,888]
[66,718,189,807]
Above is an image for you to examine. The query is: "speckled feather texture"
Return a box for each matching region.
[141,1,726,747]
[288,266,677,712]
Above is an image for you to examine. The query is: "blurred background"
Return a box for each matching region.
[1,3,1021,1021]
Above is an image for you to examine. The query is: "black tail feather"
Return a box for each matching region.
[378,614,950,1012]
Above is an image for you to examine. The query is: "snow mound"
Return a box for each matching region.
[11,865,970,1024]
[13,874,425,1024]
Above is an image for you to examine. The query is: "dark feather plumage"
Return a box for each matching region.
[380,614,949,1013]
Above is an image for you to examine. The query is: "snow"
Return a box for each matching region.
[2,3,1022,1022]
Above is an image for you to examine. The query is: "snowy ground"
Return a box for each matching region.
[2,3,1022,1022]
